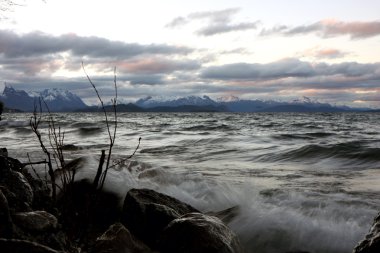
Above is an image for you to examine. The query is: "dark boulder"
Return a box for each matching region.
[11,211,69,251]
[353,212,380,253]
[0,188,13,238]
[12,211,58,232]
[0,155,23,172]
[90,223,154,253]
[0,147,8,157]
[0,156,33,211]
[0,238,61,253]
[58,179,121,244]
[159,212,243,253]
[121,188,198,248]
[22,170,53,211]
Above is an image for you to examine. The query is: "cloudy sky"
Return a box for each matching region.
[1,0,380,107]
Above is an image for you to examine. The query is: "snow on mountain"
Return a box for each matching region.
[136,95,218,108]
[0,85,87,112]
[133,94,363,112]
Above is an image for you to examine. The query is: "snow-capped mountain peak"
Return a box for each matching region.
[135,95,218,108]
[40,88,80,102]
[0,85,87,111]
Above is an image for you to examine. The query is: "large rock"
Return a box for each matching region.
[0,156,33,211]
[22,170,53,211]
[90,223,154,253]
[0,238,60,253]
[0,188,13,238]
[353,212,380,253]
[121,188,198,248]
[58,179,121,243]
[12,211,58,232]
[159,212,243,253]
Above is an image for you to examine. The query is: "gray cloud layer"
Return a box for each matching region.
[0,30,198,84]
[202,58,380,81]
[261,20,380,39]
[166,8,258,36]
[1,29,379,106]
[0,30,192,59]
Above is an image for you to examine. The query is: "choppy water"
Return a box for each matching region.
[1,112,380,253]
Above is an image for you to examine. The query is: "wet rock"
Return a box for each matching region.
[22,170,53,211]
[353,212,380,253]
[121,188,198,248]
[90,223,154,253]
[0,188,13,238]
[0,238,60,253]
[12,211,58,232]
[159,212,243,253]
[0,155,23,172]
[0,156,33,211]
[207,205,240,224]
[0,147,8,157]
[58,179,121,243]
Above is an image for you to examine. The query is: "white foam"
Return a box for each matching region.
[70,157,374,253]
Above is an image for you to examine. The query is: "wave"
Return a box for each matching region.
[14,127,33,135]
[140,145,188,155]
[274,132,335,140]
[75,160,375,253]
[78,127,103,135]
[257,141,380,163]
[183,124,233,131]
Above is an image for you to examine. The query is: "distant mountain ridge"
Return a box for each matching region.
[1,85,375,112]
[0,85,87,112]
[134,95,371,112]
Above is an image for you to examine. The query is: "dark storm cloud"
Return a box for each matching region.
[0,30,192,59]
[166,8,258,36]
[261,20,380,39]
[0,30,199,77]
[201,58,380,80]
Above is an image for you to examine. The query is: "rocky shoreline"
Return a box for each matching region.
[0,152,378,253]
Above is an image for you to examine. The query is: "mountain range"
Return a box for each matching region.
[0,85,375,113]
[134,95,368,112]
[0,85,87,112]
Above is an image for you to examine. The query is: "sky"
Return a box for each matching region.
[0,0,380,107]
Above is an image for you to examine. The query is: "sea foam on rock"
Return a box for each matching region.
[0,153,246,253]
[353,212,380,253]
[121,188,199,248]
[159,212,244,253]
[121,188,245,253]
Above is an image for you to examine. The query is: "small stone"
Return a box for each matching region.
[91,223,154,253]
[0,188,13,238]
[0,238,60,253]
